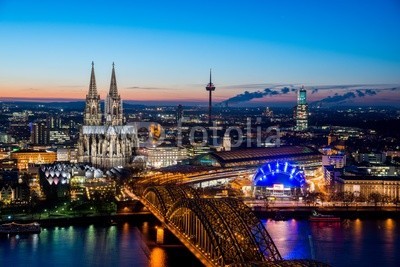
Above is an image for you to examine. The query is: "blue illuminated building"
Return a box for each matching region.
[253,161,307,198]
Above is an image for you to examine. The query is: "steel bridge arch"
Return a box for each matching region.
[166,198,236,266]
[221,198,282,261]
[166,198,282,266]
[142,185,198,216]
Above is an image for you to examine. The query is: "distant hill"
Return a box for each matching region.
[0,100,147,110]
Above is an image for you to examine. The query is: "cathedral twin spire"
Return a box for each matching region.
[109,62,119,98]
[88,61,98,98]
[84,62,123,126]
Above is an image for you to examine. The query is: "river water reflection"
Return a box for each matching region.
[1,219,399,267]
[264,218,400,266]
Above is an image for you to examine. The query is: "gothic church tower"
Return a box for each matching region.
[84,62,102,126]
[105,63,123,126]
[78,62,137,169]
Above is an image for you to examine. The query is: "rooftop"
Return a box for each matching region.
[207,146,321,166]
[341,175,400,181]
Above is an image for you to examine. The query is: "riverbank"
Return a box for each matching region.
[0,212,155,227]
[253,206,400,220]
[3,205,400,227]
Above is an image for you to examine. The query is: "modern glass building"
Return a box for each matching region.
[295,86,308,131]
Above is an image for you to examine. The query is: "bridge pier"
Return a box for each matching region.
[156,226,165,244]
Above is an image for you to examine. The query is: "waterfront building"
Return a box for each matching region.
[0,171,28,203]
[84,180,116,201]
[334,175,400,200]
[324,165,344,196]
[10,150,56,171]
[140,144,187,168]
[252,161,307,198]
[39,163,117,201]
[77,63,138,169]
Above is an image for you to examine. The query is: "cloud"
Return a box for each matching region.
[221,86,292,105]
[224,90,264,103]
[314,92,356,105]
[221,83,400,106]
[356,90,365,97]
[355,89,377,97]
[280,87,290,94]
[364,89,377,96]
[307,84,398,92]
[263,88,279,96]
[220,83,296,90]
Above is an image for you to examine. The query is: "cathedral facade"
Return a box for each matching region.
[77,62,137,169]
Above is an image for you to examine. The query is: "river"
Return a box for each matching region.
[1,218,399,267]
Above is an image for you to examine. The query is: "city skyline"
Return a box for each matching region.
[1,0,400,106]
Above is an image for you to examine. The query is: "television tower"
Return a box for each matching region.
[205,69,215,125]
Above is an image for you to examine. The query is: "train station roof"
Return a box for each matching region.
[195,146,321,167]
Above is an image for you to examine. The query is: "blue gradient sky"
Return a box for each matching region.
[0,0,399,105]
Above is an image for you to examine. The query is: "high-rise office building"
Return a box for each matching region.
[9,112,30,142]
[30,121,49,145]
[47,115,62,130]
[294,86,308,131]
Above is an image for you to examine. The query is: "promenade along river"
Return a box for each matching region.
[1,218,399,267]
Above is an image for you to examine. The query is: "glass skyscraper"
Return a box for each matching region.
[295,86,308,131]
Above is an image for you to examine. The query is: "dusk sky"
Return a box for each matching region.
[0,0,399,105]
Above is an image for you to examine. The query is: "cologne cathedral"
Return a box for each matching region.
[77,62,137,169]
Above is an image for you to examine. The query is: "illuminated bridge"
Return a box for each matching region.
[129,185,330,267]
